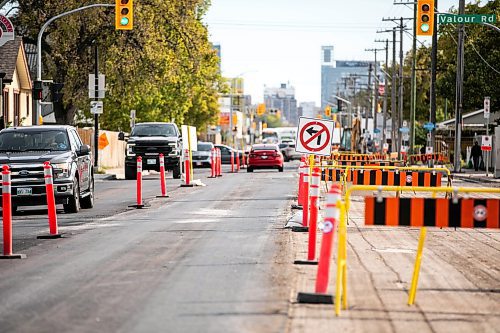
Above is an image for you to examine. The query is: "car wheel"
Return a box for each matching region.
[278,166,284,172]
[80,177,94,209]
[247,167,253,172]
[64,178,81,214]
[125,165,136,180]
[173,163,181,179]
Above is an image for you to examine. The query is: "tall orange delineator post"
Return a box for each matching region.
[157,153,169,198]
[217,148,222,177]
[292,156,306,210]
[181,149,194,187]
[230,151,235,173]
[209,148,216,178]
[37,162,62,239]
[129,156,146,208]
[0,166,26,259]
[236,152,240,172]
[297,183,341,303]
[307,167,321,261]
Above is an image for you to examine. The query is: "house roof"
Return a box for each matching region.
[0,37,22,81]
[0,36,32,89]
[438,108,499,128]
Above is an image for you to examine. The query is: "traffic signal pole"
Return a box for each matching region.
[453,0,465,173]
[430,0,438,157]
[35,4,115,125]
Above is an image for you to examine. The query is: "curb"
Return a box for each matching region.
[453,175,500,184]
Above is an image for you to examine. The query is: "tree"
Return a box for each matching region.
[12,0,223,130]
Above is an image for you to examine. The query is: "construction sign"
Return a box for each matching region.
[98,133,109,150]
[295,117,334,156]
[481,135,492,151]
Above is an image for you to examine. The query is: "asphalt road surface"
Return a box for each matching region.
[0,165,296,332]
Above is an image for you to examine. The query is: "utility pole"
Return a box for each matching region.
[366,63,373,137]
[375,39,390,150]
[93,42,99,168]
[430,0,439,156]
[454,0,465,172]
[365,47,385,152]
[382,17,411,157]
[394,1,418,153]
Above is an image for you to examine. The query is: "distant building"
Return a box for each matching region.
[299,102,317,119]
[263,83,298,126]
[321,46,379,109]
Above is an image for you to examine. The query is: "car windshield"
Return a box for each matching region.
[0,130,70,152]
[197,143,212,151]
[253,146,277,151]
[131,124,176,137]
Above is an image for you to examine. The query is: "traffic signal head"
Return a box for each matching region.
[338,100,343,112]
[33,81,43,101]
[115,0,133,30]
[325,105,331,117]
[417,0,435,36]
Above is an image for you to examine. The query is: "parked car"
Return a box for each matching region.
[192,141,214,167]
[247,144,284,172]
[214,144,243,164]
[279,139,302,162]
[0,125,94,213]
[119,122,182,180]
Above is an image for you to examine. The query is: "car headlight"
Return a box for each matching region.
[52,162,70,179]
[126,143,136,156]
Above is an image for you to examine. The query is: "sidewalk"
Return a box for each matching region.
[452,171,500,184]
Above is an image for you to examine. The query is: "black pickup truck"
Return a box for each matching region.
[119,122,182,180]
[0,125,94,213]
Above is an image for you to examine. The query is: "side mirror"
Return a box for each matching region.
[118,132,125,141]
[78,144,90,156]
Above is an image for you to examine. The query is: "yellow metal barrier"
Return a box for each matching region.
[334,185,500,316]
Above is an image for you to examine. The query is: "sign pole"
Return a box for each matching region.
[93,41,99,168]
[485,96,490,177]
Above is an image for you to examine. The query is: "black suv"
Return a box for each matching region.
[119,122,182,180]
[0,125,94,213]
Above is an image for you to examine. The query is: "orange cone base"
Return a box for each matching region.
[208,176,217,178]
[0,253,27,259]
[293,259,318,265]
[297,292,333,304]
[180,184,195,187]
[156,195,170,198]
[291,226,309,232]
[128,204,148,209]
[37,234,63,239]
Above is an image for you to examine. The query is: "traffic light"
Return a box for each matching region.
[417,0,435,36]
[338,100,343,112]
[115,0,133,30]
[256,103,266,116]
[325,105,331,117]
[33,81,43,100]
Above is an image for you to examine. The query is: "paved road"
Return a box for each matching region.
[0,164,297,332]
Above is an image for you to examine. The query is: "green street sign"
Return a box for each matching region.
[438,13,497,25]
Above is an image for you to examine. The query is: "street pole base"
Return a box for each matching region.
[0,253,27,259]
[297,292,334,304]
[128,204,148,209]
[291,226,309,232]
[37,233,64,239]
[291,204,303,210]
[156,195,170,198]
[293,260,318,265]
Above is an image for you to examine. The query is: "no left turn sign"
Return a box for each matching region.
[295,117,335,156]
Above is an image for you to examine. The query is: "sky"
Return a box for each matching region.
[204,0,490,106]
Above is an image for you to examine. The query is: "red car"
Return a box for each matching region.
[247,144,284,172]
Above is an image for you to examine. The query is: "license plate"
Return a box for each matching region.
[147,159,156,165]
[261,156,268,159]
[17,188,32,196]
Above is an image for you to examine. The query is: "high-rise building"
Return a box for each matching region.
[321,46,379,109]
[263,83,298,125]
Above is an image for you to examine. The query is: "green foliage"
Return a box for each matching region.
[12,0,223,130]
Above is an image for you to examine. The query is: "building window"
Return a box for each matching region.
[3,90,9,125]
[14,92,20,126]
[26,94,30,117]
[324,50,331,63]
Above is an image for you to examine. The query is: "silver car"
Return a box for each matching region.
[191,142,214,167]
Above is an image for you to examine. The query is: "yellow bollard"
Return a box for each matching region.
[408,227,427,305]
[335,201,348,316]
